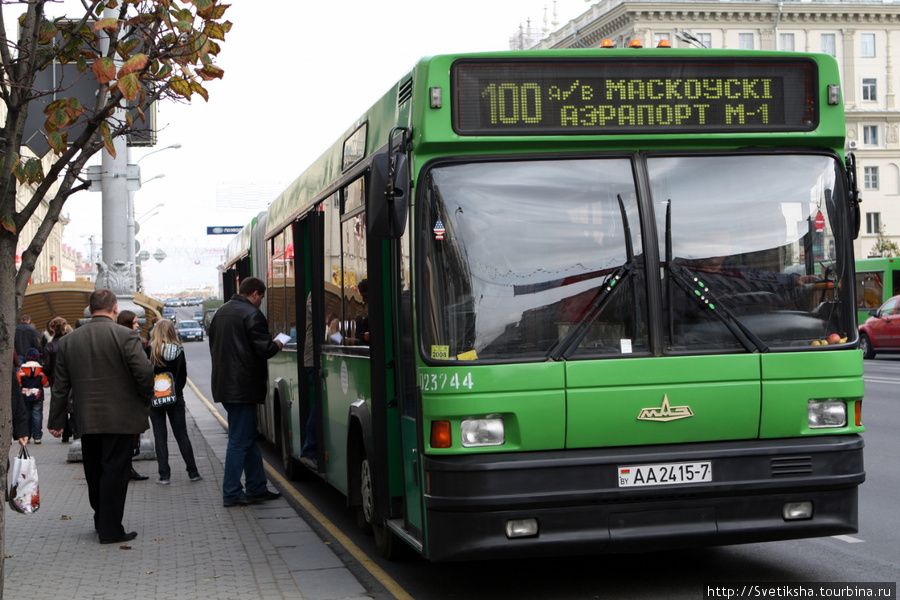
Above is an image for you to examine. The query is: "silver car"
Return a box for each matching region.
[177,320,204,342]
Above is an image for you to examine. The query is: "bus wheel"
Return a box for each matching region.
[859,333,876,360]
[360,456,401,559]
[281,423,303,481]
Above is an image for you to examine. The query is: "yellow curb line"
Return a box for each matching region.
[186,378,414,600]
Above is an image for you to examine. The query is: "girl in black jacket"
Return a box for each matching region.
[147,319,202,484]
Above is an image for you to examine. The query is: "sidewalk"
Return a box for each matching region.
[3,383,373,600]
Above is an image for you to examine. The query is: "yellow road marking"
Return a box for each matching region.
[187,378,415,600]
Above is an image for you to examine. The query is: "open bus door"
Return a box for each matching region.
[292,212,325,475]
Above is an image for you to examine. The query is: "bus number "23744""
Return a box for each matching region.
[419,372,474,392]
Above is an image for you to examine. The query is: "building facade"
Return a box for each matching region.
[15,150,67,284]
[534,0,900,260]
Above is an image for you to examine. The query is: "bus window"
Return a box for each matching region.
[420,158,646,362]
[340,178,368,347]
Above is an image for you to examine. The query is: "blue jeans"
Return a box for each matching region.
[222,403,268,502]
[149,403,199,479]
[26,400,43,441]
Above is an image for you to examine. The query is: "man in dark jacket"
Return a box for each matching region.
[48,289,154,544]
[14,314,42,364]
[208,276,285,507]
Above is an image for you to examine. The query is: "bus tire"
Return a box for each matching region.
[360,455,401,559]
[859,333,876,360]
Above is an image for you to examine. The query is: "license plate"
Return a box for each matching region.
[617,461,712,487]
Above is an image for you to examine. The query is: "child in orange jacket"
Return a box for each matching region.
[16,348,48,443]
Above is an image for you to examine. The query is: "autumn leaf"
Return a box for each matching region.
[99,122,116,158]
[196,64,223,81]
[118,53,148,78]
[117,72,141,101]
[93,17,118,32]
[169,77,192,99]
[93,57,116,84]
[1,215,16,234]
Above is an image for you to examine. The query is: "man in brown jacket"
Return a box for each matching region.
[49,289,154,544]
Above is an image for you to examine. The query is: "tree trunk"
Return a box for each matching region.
[0,230,22,600]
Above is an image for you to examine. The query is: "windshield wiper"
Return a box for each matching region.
[664,200,770,354]
[550,194,635,361]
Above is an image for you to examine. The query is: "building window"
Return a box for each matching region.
[780,33,795,52]
[861,33,876,57]
[821,33,836,56]
[862,78,877,101]
[864,125,879,146]
[739,33,754,50]
[864,166,880,190]
[866,212,881,235]
[696,32,712,48]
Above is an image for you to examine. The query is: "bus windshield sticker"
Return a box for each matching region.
[453,57,817,135]
[431,345,450,360]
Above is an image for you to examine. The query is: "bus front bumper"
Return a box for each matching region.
[422,435,864,561]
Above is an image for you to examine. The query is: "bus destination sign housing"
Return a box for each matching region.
[452,57,818,135]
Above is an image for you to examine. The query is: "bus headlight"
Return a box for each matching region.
[808,400,847,429]
[460,418,505,447]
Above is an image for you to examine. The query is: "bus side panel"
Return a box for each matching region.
[321,352,371,495]
[566,355,761,448]
[419,362,566,455]
[759,351,865,439]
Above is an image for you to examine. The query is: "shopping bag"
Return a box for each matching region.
[8,446,40,514]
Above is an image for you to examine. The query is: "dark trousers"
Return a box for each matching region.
[80,433,134,540]
[149,403,198,479]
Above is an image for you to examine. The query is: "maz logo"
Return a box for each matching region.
[637,395,694,422]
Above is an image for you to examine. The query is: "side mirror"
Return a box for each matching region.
[368,151,409,239]
[869,309,878,318]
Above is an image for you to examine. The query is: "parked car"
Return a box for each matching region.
[858,294,900,359]
[177,320,204,342]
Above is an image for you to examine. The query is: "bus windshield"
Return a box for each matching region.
[420,153,850,362]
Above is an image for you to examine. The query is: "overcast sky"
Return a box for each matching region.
[14,0,591,294]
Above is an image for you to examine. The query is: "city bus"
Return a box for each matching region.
[855,256,900,324]
[221,47,866,561]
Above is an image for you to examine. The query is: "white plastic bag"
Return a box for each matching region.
[8,446,40,514]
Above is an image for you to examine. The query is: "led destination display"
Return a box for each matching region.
[452,58,817,135]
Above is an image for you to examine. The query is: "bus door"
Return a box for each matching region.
[394,230,424,546]
[294,211,325,473]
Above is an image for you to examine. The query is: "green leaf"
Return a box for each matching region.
[1,215,17,235]
[49,131,67,155]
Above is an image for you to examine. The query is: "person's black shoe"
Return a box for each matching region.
[99,531,137,544]
[223,495,265,508]
[247,489,283,502]
[130,468,149,481]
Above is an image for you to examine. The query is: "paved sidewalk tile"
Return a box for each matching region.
[3,384,372,600]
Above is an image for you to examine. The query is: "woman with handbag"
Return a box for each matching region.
[146,319,202,485]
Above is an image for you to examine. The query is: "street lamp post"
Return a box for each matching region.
[127,143,181,291]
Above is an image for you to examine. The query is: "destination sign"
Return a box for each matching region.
[452,58,817,135]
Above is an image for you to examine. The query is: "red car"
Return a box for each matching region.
[858,294,900,359]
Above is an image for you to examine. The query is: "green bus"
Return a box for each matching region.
[221,47,866,561]
[855,256,900,324]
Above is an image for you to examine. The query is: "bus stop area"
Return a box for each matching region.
[3,380,373,600]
